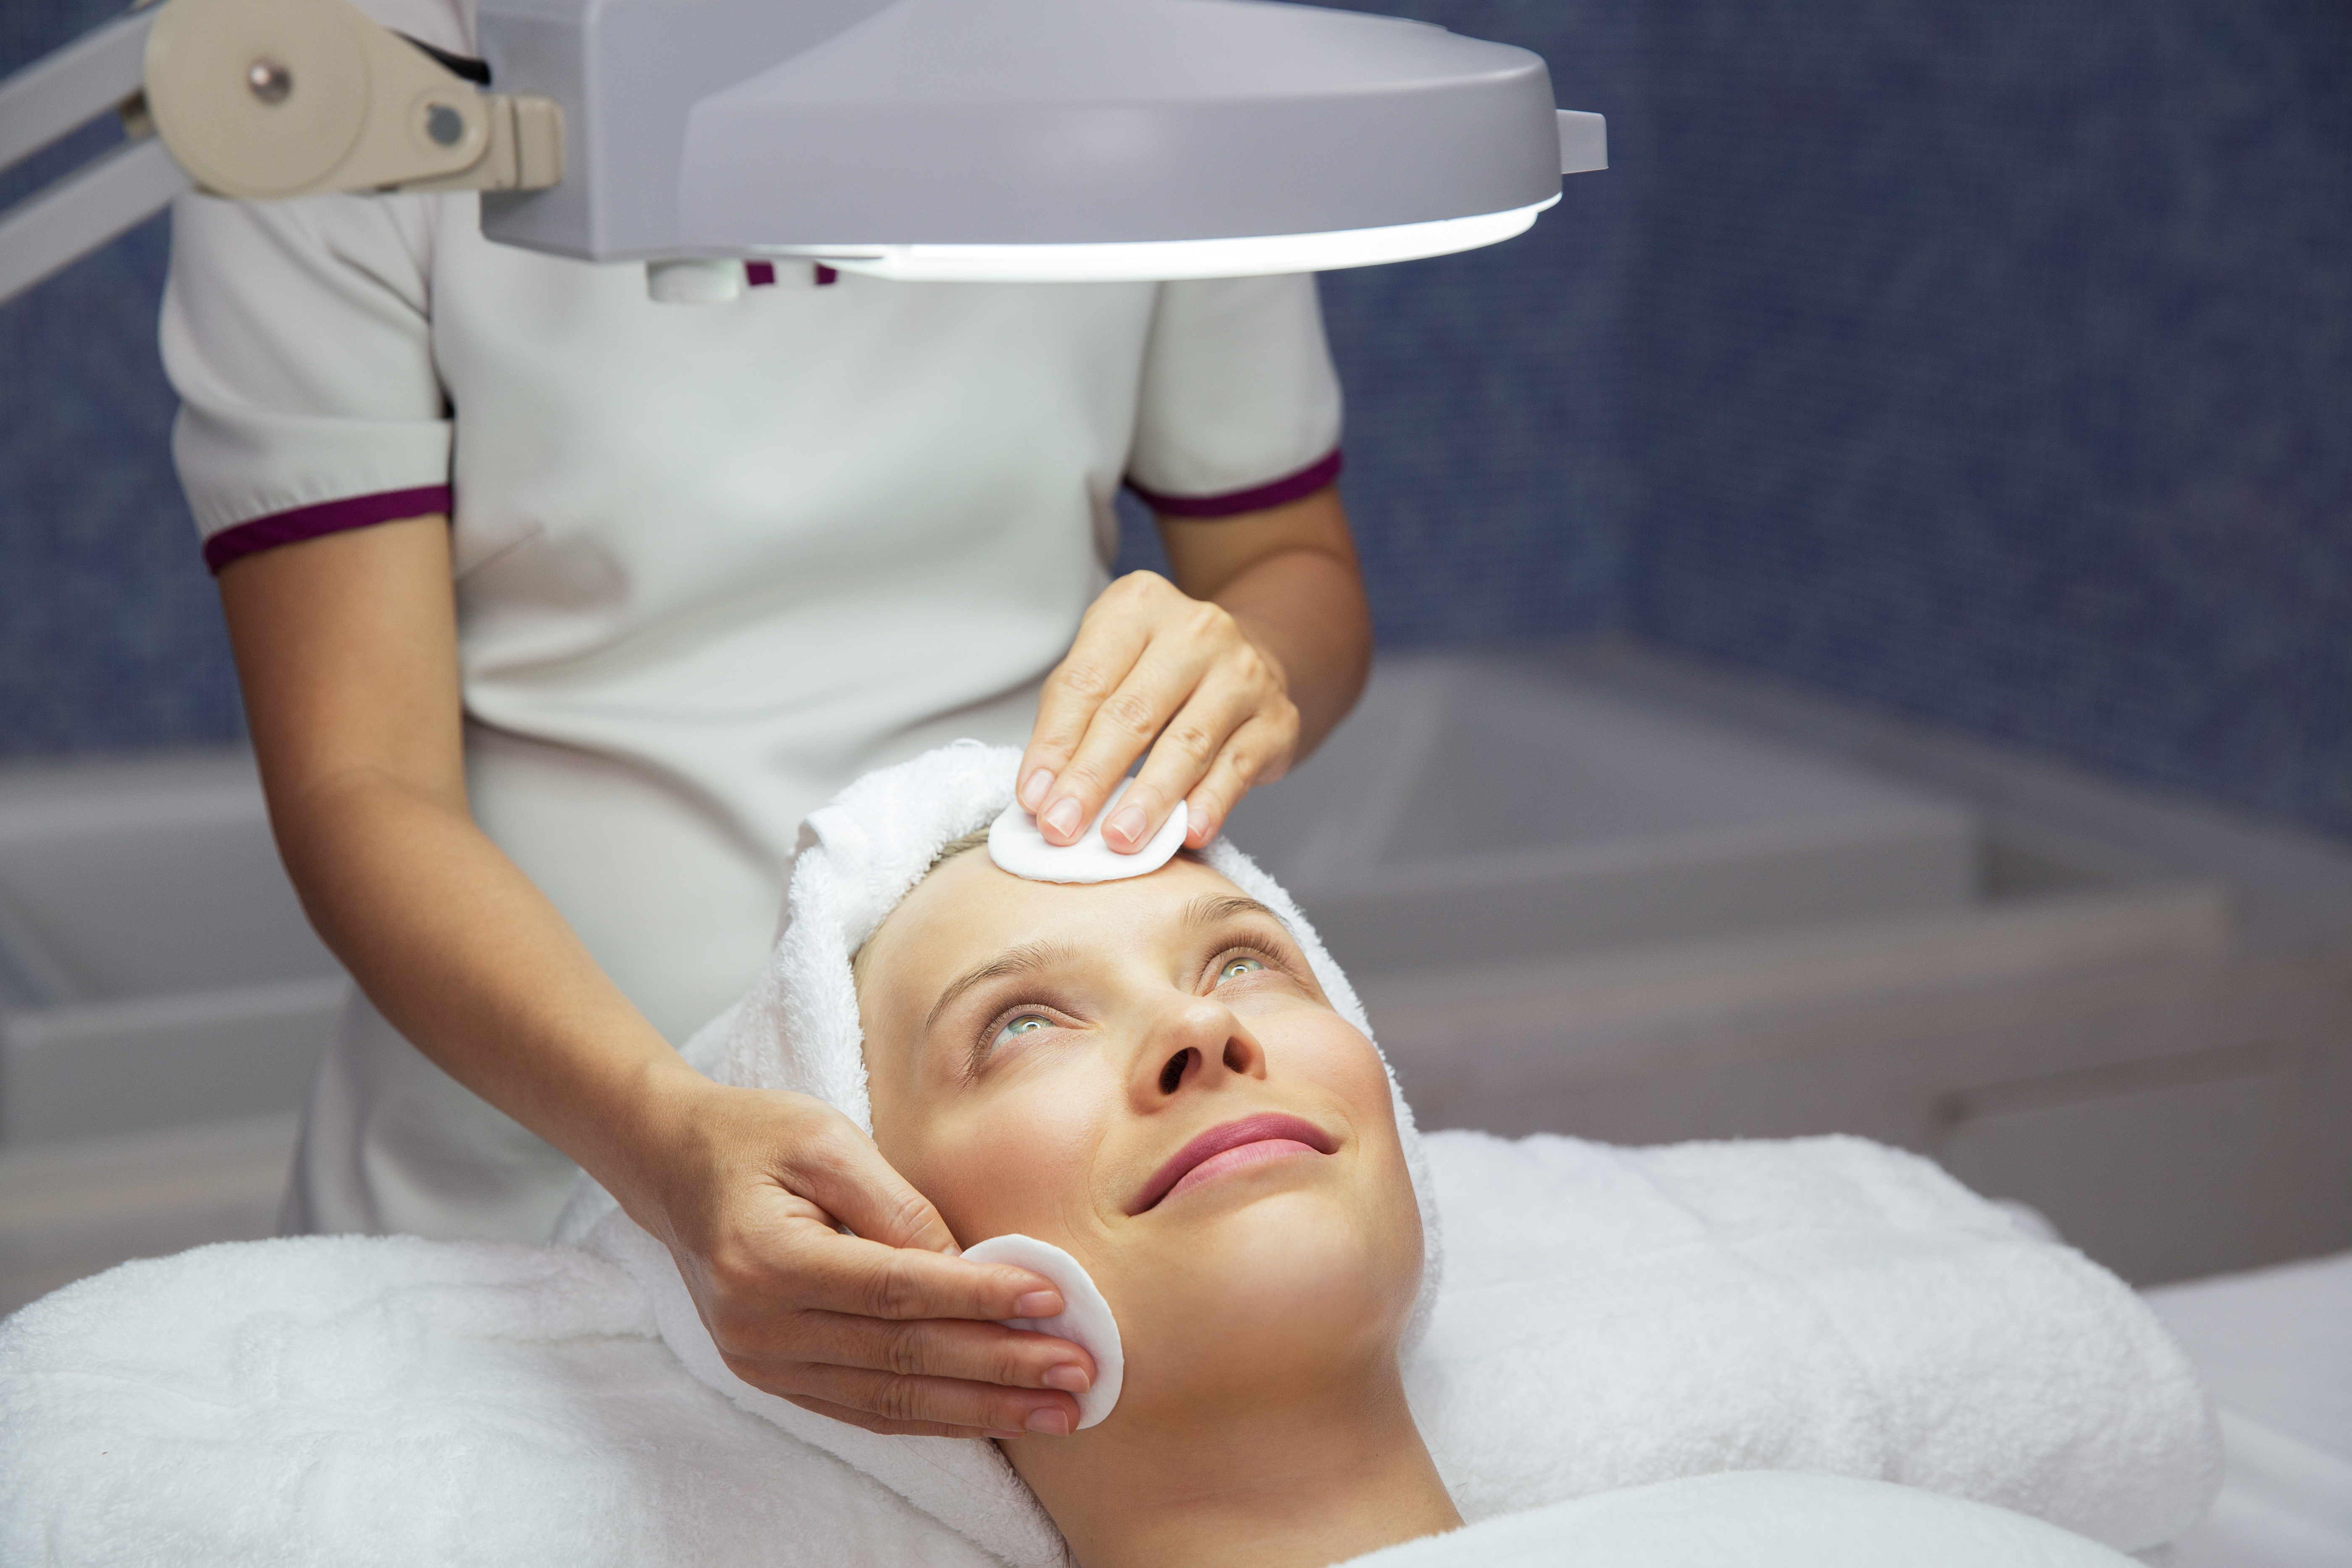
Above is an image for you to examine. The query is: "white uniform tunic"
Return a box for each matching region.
[160,0,1344,1241]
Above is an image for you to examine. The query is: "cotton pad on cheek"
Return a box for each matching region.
[988,778,1187,884]
[962,1234,1124,1429]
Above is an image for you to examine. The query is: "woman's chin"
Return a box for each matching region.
[1108,1186,1417,1409]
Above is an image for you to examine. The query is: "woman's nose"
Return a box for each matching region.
[1136,997,1266,1102]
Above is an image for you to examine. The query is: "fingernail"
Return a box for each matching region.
[1021,769,1055,810]
[1014,1289,1063,1318]
[1106,806,1147,848]
[1042,1363,1092,1394]
[1025,1406,1074,1437]
[1043,798,1083,840]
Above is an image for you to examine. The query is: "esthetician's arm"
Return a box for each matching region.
[218,515,1092,1439]
[1016,483,1373,851]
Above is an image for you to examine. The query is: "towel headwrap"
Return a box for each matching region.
[557,741,1441,1568]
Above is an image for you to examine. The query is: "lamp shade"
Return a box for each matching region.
[479,0,1566,278]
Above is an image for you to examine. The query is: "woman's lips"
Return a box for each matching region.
[1130,1112,1336,1213]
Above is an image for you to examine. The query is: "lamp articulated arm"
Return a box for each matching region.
[0,0,561,305]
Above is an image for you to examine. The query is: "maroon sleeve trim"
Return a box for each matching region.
[201,485,454,575]
[1126,447,1342,520]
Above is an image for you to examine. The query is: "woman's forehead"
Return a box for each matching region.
[884,851,1259,972]
[860,854,1295,1043]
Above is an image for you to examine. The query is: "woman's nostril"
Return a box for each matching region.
[1158,1048,1194,1094]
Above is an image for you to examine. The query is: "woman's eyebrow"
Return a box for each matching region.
[924,940,1076,1035]
[1185,893,1291,934]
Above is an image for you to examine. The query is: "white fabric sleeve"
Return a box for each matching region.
[160,185,455,560]
[1124,273,1345,515]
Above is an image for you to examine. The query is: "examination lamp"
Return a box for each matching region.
[0,0,1606,304]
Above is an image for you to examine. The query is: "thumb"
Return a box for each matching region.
[783,1121,963,1255]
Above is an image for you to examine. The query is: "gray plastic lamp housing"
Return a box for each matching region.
[475,0,1572,276]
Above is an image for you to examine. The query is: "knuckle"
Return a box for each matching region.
[882,1322,928,1378]
[993,1339,1041,1388]
[1163,719,1219,762]
[1100,689,1162,738]
[1234,645,1280,692]
[1055,661,1118,704]
[871,1377,926,1426]
[864,1254,927,1320]
[875,1186,940,1248]
[1186,601,1235,641]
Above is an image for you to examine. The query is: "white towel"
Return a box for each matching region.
[549,740,1444,1568]
[1407,1131,2221,1550]
[0,1132,2218,1565]
[0,1236,997,1568]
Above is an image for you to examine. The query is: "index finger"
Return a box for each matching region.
[1017,574,1165,827]
[785,1224,1068,1324]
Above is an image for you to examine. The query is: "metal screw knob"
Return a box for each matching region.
[245,58,293,105]
[424,103,465,147]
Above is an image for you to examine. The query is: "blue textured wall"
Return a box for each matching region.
[7,0,2351,838]
[1623,0,2352,836]
[0,3,245,756]
[1310,0,1641,646]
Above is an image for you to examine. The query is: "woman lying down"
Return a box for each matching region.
[539,741,2192,1568]
[0,744,2217,1565]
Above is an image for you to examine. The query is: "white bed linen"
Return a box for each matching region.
[1347,1472,2137,1567]
[2147,1250,2352,1568]
[0,1132,2220,1566]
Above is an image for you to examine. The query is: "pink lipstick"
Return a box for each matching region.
[1130,1112,1336,1214]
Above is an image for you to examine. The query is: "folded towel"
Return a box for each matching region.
[0,1132,2219,1565]
[1408,1131,2221,1550]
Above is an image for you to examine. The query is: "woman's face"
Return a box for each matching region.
[857,850,1424,1421]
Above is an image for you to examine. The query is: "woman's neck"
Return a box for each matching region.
[1007,1369,1460,1568]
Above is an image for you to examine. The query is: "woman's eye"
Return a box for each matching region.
[1217,956,1265,983]
[991,1013,1055,1050]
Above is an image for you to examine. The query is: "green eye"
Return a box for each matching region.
[1218,956,1265,982]
[992,1013,1053,1049]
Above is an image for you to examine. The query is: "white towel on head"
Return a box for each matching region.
[550,741,1444,1568]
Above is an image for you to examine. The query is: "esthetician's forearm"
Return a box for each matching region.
[216,515,701,1208]
[1205,543,1371,763]
[1159,484,1373,765]
[270,769,698,1182]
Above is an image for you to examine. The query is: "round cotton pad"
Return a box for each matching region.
[962,1233,1124,1429]
[987,778,1187,885]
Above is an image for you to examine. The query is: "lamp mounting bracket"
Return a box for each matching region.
[144,0,561,200]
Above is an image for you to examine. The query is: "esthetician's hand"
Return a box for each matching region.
[1019,570,1298,855]
[1017,480,1373,855]
[639,1077,1095,1439]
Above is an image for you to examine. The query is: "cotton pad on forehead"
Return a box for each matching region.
[963,1234,1124,1429]
[988,778,1187,884]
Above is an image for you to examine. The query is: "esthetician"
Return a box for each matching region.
[163,0,1370,1445]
